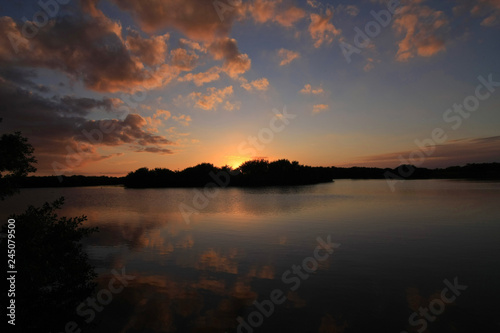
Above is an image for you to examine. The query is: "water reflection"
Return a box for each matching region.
[1,180,500,332]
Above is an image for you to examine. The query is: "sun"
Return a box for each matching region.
[226,156,248,170]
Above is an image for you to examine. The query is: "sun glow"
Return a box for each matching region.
[226,156,249,170]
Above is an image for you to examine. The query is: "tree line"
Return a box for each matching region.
[15,160,500,188]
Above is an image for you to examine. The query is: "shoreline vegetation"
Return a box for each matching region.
[16,159,500,188]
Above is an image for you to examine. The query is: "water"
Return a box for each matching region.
[1,180,500,332]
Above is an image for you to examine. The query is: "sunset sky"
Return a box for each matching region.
[1,0,499,176]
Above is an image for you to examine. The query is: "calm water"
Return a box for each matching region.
[2,180,500,332]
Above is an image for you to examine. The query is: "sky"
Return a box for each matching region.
[0,0,499,176]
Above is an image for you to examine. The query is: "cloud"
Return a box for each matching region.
[307,0,320,9]
[308,9,342,48]
[179,38,207,53]
[455,0,500,27]
[55,96,120,116]
[0,0,312,94]
[208,38,251,79]
[76,114,173,146]
[126,29,170,66]
[188,86,234,111]
[393,0,450,61]
[170,48,199,71]
[0,67,49,92]
[240,78,269,91]
[223,101,241,111]
[363,57,380,72]
[242,0,306,27]
[0,78,174,174]
[355,136,500,168]
[300,84,324,95]
[144,109,172,129]
[312,104,329,114]
[277,48,300,66]
[0,12,179,93]
[133,146,174,154]
[172,114,192,126]
[274,6,307,27]
[475,0,500,26]
[178,66,222,86]
[109,0,236,41]
[337,4,360,17]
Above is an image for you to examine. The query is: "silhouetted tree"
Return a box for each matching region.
[3,198,98,331]
[0,121,98,331]
[0,119,37,199]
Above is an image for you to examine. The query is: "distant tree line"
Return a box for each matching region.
[19,175,124,188]
[16,161,500,188]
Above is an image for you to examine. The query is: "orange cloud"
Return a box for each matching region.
[307,0,320,8]
[471,0,500,26]
[242,0,305,27]
[208,38,251,79]
[393,1,449,61]
[179,38,207,53]
[188,86,234,111]
[170,48,199,71]
[0,12,179,93]
[277,48,300,66]
[178,66,222,86]
[363,57,380,72]
[309,9,341,48]
[240,78,269,91]
[126,30,169,67]
[223,100,241,111]
[109,0,236,41]
[300,84,324,95]
[172,114,192,126]
[275,6,307,27]
[145,109,172,130]
[313,104,329,114]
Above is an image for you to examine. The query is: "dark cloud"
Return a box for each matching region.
[0,67,49,92]
[0,79,174,174]
[75,114,173,146]
[56,96,118,116]
[133,146,174,154]
[109,0,237,40]
[356,136,500,168]
[0,8,177,93]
